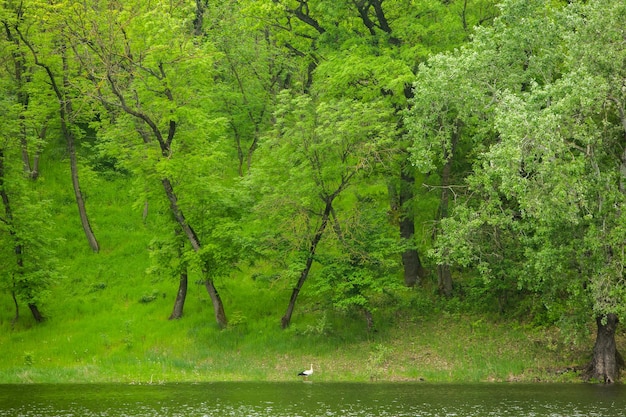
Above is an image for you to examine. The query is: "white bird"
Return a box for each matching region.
[298,364,313,379]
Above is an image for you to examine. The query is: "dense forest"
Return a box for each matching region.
[1,0,625,383]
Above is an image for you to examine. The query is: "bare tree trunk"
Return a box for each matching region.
[61,51,99,253]
[66,121,100,253]
[169,270,188,320]
[11,289,19,327]
[585,314,624,383]
[398,164,426,287]
[28,303,44,323]
[204,279,228,328]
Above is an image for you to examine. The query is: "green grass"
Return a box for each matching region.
[0,155,601,384]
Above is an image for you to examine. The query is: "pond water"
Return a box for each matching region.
[0,382,625,416]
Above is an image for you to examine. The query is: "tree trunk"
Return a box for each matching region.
[437,264,453,297]
[281,200,333,329]
[435,122,461,297]
[204,278,228,328]
[66,123,100,253]
[169,270,188,320]
[437,158,453,297]
[161,177,228,328]
[61,51,100,253]
[363,307,374,332]
[28,303,44,323]
[1,150,44,324]
[585,314,624,383]
[21,32,100,252]
[281,255,315,329]
[398,164,426,287]
[11,290,19,327]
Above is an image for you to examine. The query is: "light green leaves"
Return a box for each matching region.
[408,0,626,322]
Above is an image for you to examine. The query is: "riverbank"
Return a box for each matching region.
[0,303,593,384]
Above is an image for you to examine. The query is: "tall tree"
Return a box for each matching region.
[406,0,560,295]
[409,0,626,383]
[64,0,246,328]
[206,0,289,177]
[0,69,60,324]
[2,11,50,181]
[252,91,394,328]
[253,0,497,291]
[9,1,100,252]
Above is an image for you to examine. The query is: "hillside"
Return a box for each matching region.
[0,157,597,384]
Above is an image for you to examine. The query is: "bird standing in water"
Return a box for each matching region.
[298,364,313,380]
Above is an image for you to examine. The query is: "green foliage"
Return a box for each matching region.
[3,0,617,385]
[409,0,626,330]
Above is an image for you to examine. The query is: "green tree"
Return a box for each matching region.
[410,0,626,382]
[0,73,60,324]
[1,9,52,180]
[8,0,101,253]
[406,0,563,295]
[250,0,497,293]
[252,91,394,328]
[63,0,241,328]
[207,0,290,177]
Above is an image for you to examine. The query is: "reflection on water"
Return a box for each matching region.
[1,382,625,417]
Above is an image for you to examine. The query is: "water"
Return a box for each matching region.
[1,382,625,416]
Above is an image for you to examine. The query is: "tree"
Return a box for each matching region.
[206,0,289,177]
[406,0,562,295]
[409,0,626,383]
[255,0,497,291]
[9,0,100,253]
[252,91,394,328]
[0,81,60,324]
[312,196,403,331]
[1,10,52,181]
[63,0,243,328]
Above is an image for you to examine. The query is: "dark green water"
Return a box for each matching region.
[1,382,625,416]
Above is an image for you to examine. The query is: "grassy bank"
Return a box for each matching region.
[0,157,602,384]
[0,303,591,384]
[0,254,594,385]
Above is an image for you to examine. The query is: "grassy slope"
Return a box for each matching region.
[0,157,598,384]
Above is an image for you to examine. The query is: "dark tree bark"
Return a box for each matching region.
[168,228,188,320]
[28,303,44,323]
[204,279,228,329]
[352,0,401,45]
[169,270,188,320]
[10,290,19,327]
[193,0,207,36]
[585,314,624,384]
[398,163,426,287]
